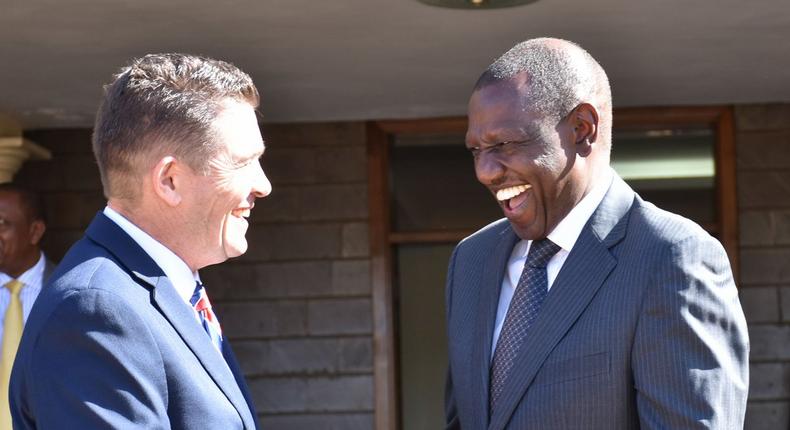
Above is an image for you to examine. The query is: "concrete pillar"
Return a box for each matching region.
[0,113,51,183]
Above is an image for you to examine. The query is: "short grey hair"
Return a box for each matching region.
[476,38,612,127]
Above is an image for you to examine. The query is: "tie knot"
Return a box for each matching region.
[190,282,205,306]
[4,279,22,295]
[190,282,213,312]
[526,239,561,268]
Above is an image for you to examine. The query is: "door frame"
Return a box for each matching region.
[366,106,737,429]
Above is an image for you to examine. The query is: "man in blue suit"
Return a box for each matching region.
[10,53,271,429]
[445,38,749,429]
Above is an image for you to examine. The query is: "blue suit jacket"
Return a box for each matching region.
[10,213,258,429]
[445,175,749,429]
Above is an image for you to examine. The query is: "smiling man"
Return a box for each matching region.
[9,54,270,429]
[444,38,749,429]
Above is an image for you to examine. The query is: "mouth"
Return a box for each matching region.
[495,184,532,212]
[230,203,254,219]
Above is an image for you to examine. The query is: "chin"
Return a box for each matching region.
[510,223,544,241]
[223,242,248,259]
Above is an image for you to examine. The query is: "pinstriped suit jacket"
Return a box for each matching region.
[445,175,749,430]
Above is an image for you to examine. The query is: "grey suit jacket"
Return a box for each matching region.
[445,175,749,430]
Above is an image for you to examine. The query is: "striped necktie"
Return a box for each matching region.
[1,279,24,430]
[190,282,223,352]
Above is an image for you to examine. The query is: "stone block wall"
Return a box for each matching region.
[204,122,374,428]
[737,104,790,430]
[16,129,105,260]
[17,107,790,429]
[17,122,375,429]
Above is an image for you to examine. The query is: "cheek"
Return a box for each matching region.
[212,178,244,210]
[223,172,251,201]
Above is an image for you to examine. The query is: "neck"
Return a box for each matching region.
[2,251,40,279]
[107,200,198,272]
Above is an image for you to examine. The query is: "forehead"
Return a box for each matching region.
[467,75,542,141]
[0,191,27,218]
[473,72,529,105]
[212,99,264,157]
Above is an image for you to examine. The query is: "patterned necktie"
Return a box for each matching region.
[489,238,561,415]
[0,279,24,430]
[190,282,223,352]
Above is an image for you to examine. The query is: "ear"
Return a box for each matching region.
[28,220,45,246]
[571,103,599,157]
[151,156,183,207]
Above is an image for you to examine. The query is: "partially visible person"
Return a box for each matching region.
[10,54,271,429]
[0,184,53,430]
[445,38,749,429]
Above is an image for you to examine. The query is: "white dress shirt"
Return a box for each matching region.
[103,207,200,312]
[0,252,47,338]
[491,169,614,354]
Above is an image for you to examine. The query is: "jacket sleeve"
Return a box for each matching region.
[11,288,169,429]
[632,233,749,429]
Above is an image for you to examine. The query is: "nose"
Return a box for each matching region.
[474,152,505,187]
[251,162,272,198]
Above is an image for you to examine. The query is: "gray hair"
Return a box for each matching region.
[477,38,612,128]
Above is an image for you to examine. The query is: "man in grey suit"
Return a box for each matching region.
[445,38,749,429]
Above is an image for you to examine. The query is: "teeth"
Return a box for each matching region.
[232,208,251,218]
[496,184,532,201]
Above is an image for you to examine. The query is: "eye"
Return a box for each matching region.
[500,140,531,151]
[489,141,513,153]
[499,140,520,147]
[235,156,260,170]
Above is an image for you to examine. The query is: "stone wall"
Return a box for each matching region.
[737,104,790,430]
[17,123,375,429]
[17,107,790,429]
[203,122,374,429]
[17,129,105,260]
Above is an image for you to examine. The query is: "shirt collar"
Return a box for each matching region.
[0,251,45,287]
[103,206,199,303]
[547,168,614,253]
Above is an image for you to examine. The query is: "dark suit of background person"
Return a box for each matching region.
[0,185,53,430]
[445,38,749,430]
[10,54,272,429]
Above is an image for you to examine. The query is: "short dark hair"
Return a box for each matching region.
[0,183,45,223]
[476,38,611,126]
[92,53,260,200]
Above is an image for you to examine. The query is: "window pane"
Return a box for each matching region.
[391,134,501,232]
[396,243,454,430]
[612,129,716,227]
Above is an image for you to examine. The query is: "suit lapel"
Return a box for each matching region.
[85,213,256,429]
[223,340,260,429]
[488,175,634,430]
[146,274,256,429]
[473,224,519,428]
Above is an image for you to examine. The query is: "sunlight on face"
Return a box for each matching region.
[185,99,272,268]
